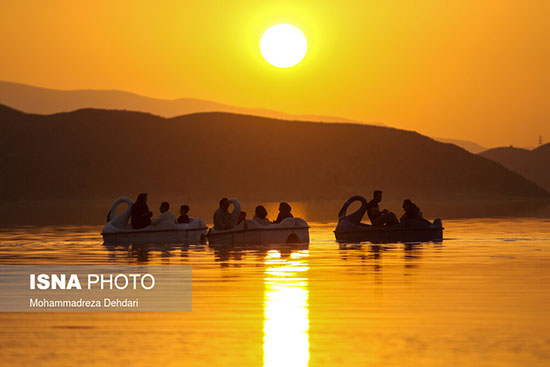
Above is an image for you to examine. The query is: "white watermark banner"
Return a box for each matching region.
[0,265,191,312]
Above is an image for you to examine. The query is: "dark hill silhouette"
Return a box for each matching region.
[0,81,496,153]
[0,105,548,224]
[480,144,550,192]
[0,80,360,124]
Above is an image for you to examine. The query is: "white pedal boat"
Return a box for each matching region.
[206,199,310,246]
[102,197,208,245]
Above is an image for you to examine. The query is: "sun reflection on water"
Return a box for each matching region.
[263,249,310,367]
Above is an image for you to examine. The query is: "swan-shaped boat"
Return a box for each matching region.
[207,199,310,246]
[102,197,208,245]
[334,195,443,243]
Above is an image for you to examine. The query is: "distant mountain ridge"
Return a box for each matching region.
[0,80,492,153]
[0,80,360,124]
[435,137,487,154]
[480,144,550,192]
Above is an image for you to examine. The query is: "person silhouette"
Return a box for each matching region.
[151,201,176,226]
[400,199,431,225]
[213,198,233,230]
[237,211,247,224]
[177,204,190,224]
[274,202,294,223]
[400,199,422,221]
[253,205,271,225]
[131,193,153,229]
[366,190,398,227]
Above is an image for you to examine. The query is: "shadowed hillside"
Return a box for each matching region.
[480,144,550,192]
[0,105,548,224]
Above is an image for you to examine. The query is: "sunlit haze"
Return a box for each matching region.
[0,0,548,146]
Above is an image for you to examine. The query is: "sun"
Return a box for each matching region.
[260,24,307,68]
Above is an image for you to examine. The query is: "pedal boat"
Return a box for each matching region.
[334,195,443,243]
[206,199,310,246]
[102,197,208,245]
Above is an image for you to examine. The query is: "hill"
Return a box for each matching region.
[0,105,548,224]
[434,137,487,154]
[0,80,359,124]
[480,144,550,192]
[0,81,497,154]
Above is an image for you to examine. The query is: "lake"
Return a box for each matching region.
[0,218,549,366]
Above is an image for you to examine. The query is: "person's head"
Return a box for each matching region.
[238,211,247,221]
[279,202,292,213]
[180,204,189,215]
[160,201,170,213]
[136,193,148,204]
[219,198,229,210]
[373,190,383,203]
[403,199,412,210]
[255,205,268,220]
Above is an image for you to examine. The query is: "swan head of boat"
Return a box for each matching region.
[227,198,241,227]
[105,197,134,229]
[338,195,368,223]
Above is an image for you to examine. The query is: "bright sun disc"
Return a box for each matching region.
[260,24,307,68]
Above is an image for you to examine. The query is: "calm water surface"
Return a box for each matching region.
[0,219,549,366]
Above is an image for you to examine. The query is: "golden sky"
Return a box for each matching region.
[1,0,548,147]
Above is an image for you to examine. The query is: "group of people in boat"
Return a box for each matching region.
[127,190,426,230]
[128,193,295,231]
[364,190,428,227]
[130,193,192,229]
[213,198,294,230]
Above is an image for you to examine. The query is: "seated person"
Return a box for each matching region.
[400,199,423,221]
[177,204,190,224]
[274,202,294,223]
[237,211,247,225]
[253,205,271,225]
[151,201,177,226]
[367,190,399,227]
[131,193,153,229]
[400,199,431,224]
[213,198,233,230]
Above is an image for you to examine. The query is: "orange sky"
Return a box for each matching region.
[1,0,548,147]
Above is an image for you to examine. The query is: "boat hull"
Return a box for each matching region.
[334,219,444,244]
[207,218,310,246]
[102,227,208,245]
[102,218,208,245]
